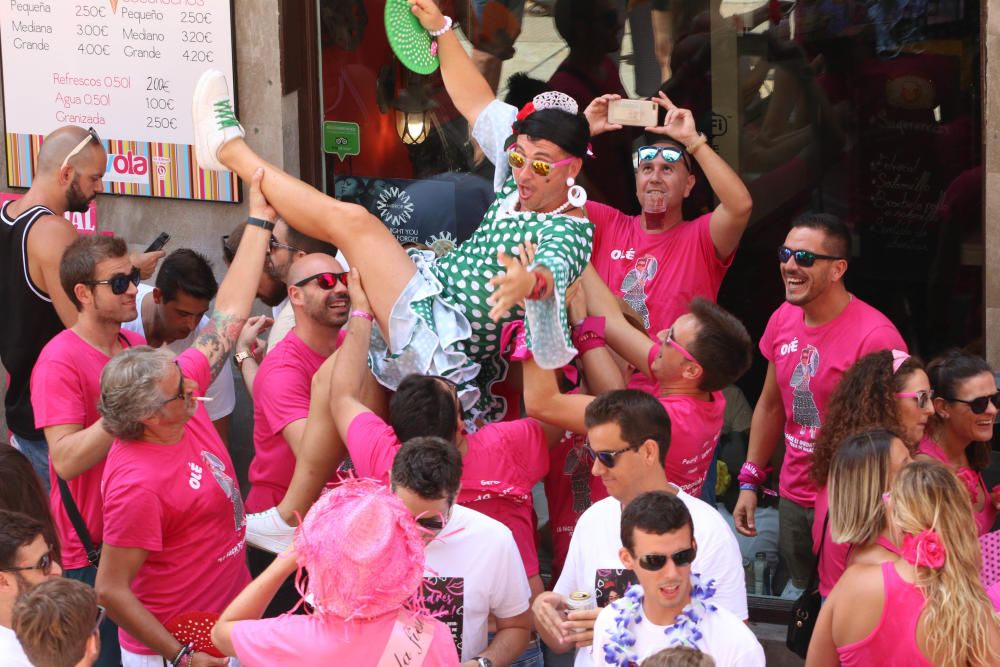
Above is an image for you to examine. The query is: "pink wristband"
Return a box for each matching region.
[737,461,770,486]
[351,310,373,322]
[571,316,606,353]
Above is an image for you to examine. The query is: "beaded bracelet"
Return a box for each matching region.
[429,15,453,37]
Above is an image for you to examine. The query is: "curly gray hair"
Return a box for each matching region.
[98,347,176,440]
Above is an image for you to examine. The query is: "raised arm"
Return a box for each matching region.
[192,169,271,383]
[581,264,656,376]
[329,268,376,441]
[650,92,752,259]
[409,0,496,127]
[523,357,593,435]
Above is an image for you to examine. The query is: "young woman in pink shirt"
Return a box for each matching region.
[918,350,999,535]
[809,350,933,596]
[807,460,1000,666]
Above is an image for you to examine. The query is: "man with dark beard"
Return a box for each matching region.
[241,253,351,614]
[0,126,161,490]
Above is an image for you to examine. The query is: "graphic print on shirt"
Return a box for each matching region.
[562,433,593,513]
[200,451,246,531]
[422,576,465,655]
[789,345,821,438]
[595,568,638,607]
[619,255,658,328]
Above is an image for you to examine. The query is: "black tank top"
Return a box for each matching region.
[0,200,66,439]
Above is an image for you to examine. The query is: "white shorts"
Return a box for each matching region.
[120,647,240,667]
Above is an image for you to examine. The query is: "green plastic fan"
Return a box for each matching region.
[384,0,440,75]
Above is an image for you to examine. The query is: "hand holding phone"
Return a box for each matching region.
[145,232,170,253]
[607,99,659,127]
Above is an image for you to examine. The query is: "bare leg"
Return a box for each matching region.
[651,9,674,82]
[276,365,389,523]
[217,138,416,337]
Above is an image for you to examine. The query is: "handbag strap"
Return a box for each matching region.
[57,476,101,567]
[805,511,830,593]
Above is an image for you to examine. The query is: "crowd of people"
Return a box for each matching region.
[0,1,999,666]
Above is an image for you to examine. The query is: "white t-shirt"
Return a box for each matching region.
[122,284,236,420]
[591,591,765,667]
[0,625,33,666]
[424,504,530,661]
[554,490,748,667]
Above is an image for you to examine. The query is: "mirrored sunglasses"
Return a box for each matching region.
[777,245,845,268]
[507,149,575,177]
[294,272,348,289]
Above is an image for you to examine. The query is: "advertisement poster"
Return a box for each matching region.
[0,0,238,202]
[0,192,97,234]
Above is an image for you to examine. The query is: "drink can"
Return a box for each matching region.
[566,591,596,613]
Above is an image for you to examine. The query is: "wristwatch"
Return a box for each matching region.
[233,350,252,368]
[474,658,492,667]
[246,215,275,231]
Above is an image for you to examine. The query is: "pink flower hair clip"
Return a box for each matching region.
[902,529,947,570]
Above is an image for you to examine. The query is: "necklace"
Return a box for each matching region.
[550,200,572,214]
[600,575,718,667]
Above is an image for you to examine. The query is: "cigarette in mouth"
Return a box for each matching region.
[194,397,214,402]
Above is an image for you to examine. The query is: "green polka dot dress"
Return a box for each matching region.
[369,176,593,424]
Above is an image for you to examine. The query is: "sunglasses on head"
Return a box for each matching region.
[507,149,575,177]
[637,546,697,571]
[61,127,102,169]
[895,389,934,409]
[637,145,691,171]
[777,245,845,268]
[584,441,642,468]
[84,266,140,295]
[294,271,348,289]
[2,549,54,575]
[943,391,1000,414]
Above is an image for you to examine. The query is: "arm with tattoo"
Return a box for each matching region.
[193,168,273,384]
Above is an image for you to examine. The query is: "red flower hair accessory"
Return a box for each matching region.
[902,529,947,570]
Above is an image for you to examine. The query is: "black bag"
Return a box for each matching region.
[786,513,827,658]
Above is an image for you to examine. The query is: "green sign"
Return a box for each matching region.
[324,121,361,161]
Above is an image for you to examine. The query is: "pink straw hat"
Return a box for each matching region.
[294,478,426,620]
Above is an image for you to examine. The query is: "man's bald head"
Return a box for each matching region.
[36,126,105,175]
[287,253,345,286]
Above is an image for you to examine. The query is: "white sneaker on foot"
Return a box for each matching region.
[192,69,244,172]
[245,506,295,554]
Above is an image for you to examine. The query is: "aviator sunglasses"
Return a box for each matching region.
[507,149,575,177]
[637,546,697,571]
[294,272,349,289]
[637,145,692,171]
[942,391,1000,414]
[83,266,140,295]
[777,245,845,268]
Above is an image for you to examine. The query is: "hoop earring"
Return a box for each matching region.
[566,176,587,208]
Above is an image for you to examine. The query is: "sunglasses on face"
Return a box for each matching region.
[2,550,54,575]
[637,546,697,571]
[507,149,575,177]
[665,327,697,364]
[637,145,691,171]
[268,236,300,255]
[61,127,102,169]
[163,361,193,407]
[584,441,641,468]
[84,266,140,295]
[777,245,845,268]
[293,271,348,289]
[943,391,1000,414]
[416,506,451,533]
[895,389,934,409]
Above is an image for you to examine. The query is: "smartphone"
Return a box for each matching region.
[608,99,659,127]
[145,232,170,253]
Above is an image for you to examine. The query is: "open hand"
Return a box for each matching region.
[584,94,624,137]
[646,92,699,146]
[409,0,447,32]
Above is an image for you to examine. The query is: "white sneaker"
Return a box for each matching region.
[192,69,244,172]
[245,507,295,554]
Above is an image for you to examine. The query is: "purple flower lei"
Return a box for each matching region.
[601,574,718,665]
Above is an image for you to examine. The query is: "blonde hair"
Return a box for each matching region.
[828,430,894,545]
[891,461,1000,666]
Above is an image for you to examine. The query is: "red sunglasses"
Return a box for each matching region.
[294,272,348,289]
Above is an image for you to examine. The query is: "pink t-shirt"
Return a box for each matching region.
[345,413,549,577]
[659,390,725,497]
[30,328,146,570]
[247,330,326,513]
[230,610,459,667]
[102,348,251,654]
[587,203,731,336]
[759,298,905,506]
[457,419,549,578]
[544,430,609,583]
[916,435,997,535]
[812,487,850,598]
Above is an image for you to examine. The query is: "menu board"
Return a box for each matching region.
[0,0,238,202]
